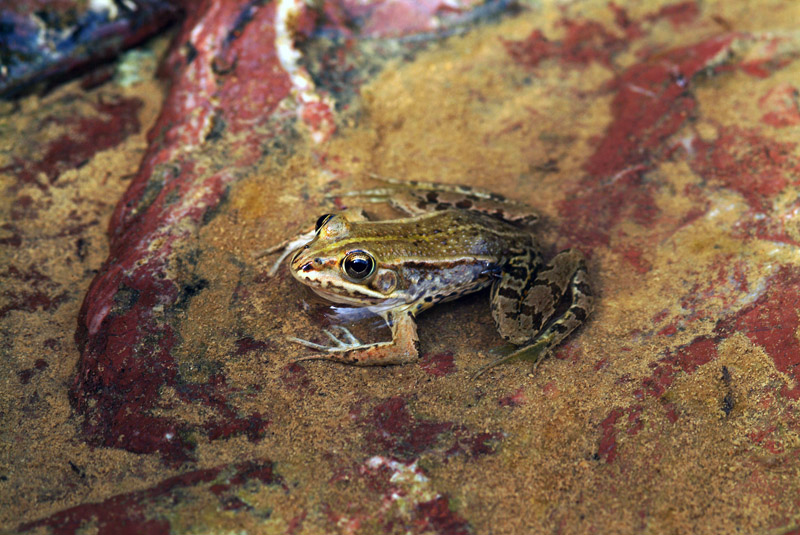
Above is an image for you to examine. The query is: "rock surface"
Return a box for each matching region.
[2,0,800,533]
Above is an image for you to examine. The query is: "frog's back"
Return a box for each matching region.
[355,210,533,261]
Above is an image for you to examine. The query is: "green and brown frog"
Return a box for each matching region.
[265,177,593,376]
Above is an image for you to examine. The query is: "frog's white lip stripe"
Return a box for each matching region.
[292,268,387,301]
[306,284,388,306]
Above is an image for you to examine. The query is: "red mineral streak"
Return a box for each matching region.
[650,1,700,27]
[610,1,700,40]
[498,386,526,407]
[329,457,473,534]
[626,405,644,435]
[506,2,702,72]
[597,402,659,463]
[510,25,797,253]
[1,97,142,190]
[0,266,69,318]
[597,408,624,463]
[533,29,739,246]
[748,425,784,454]
[362,397,452,458]
[583,34,736,179]
[601,345,714,462]
[72,0,294,462]
[357,397,501,460]
[689,125,799,210]
[280,362,315,393]
[662,258,752,330]
[608,4,644,40]
[359,1,439,37]
[630,335,718,403]
[716,267,800,400]
[620,245,652,274]
[738,36,798,79]
[234,335,275,355]
[504,19,625,69]
[662,401,679,423]
[419,351,457,376]
[18,460,282,535]
[616,267,800,456]
[413,496,471,535]
[731,199,800,247]
[109,1,292,237]
[300,100,336,142]
[759,83,800,127]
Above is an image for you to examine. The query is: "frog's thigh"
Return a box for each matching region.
[493,249,590,345]
[389,191,537,223]
[343,312,421,366]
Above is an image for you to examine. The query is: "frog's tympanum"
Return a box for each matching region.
[266,178,593,375]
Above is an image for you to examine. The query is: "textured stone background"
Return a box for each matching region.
[2,1,800,533]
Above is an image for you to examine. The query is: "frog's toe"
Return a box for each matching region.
[289,326,364,354]
[321,326,362,349]
[291,353,331,363]
[330,325,361,345]
[287,336,332,351]
[472,340,548,379]
[488,343,517,356]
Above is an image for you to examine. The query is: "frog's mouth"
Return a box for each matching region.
[304,284,389,307]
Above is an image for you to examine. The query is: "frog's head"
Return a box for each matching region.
[289,212,400,306]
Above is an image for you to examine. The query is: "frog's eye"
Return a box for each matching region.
[315,214,334,232]
[342,250,375,281]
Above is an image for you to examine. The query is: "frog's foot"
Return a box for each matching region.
[290,312,420,366]
[289,325,362,353]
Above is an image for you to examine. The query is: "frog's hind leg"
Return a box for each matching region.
[478,249,593,377]
[330,174,538,223]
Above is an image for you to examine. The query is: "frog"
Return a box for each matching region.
[263,176,593,376]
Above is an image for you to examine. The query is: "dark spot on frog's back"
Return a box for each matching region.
[426,191,439,202]
[576,280,593,296]
[456,199,473,209]
[504,264,529,281]
[497,286,523,301]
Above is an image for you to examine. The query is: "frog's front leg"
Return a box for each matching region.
[291,310,420,366]
[254,229,317,276]
[478,249,593,376]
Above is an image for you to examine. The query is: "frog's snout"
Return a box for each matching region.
[291,249,329,276]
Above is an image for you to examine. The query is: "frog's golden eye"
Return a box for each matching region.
[342,250,375,281]
[315,214,334,232]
